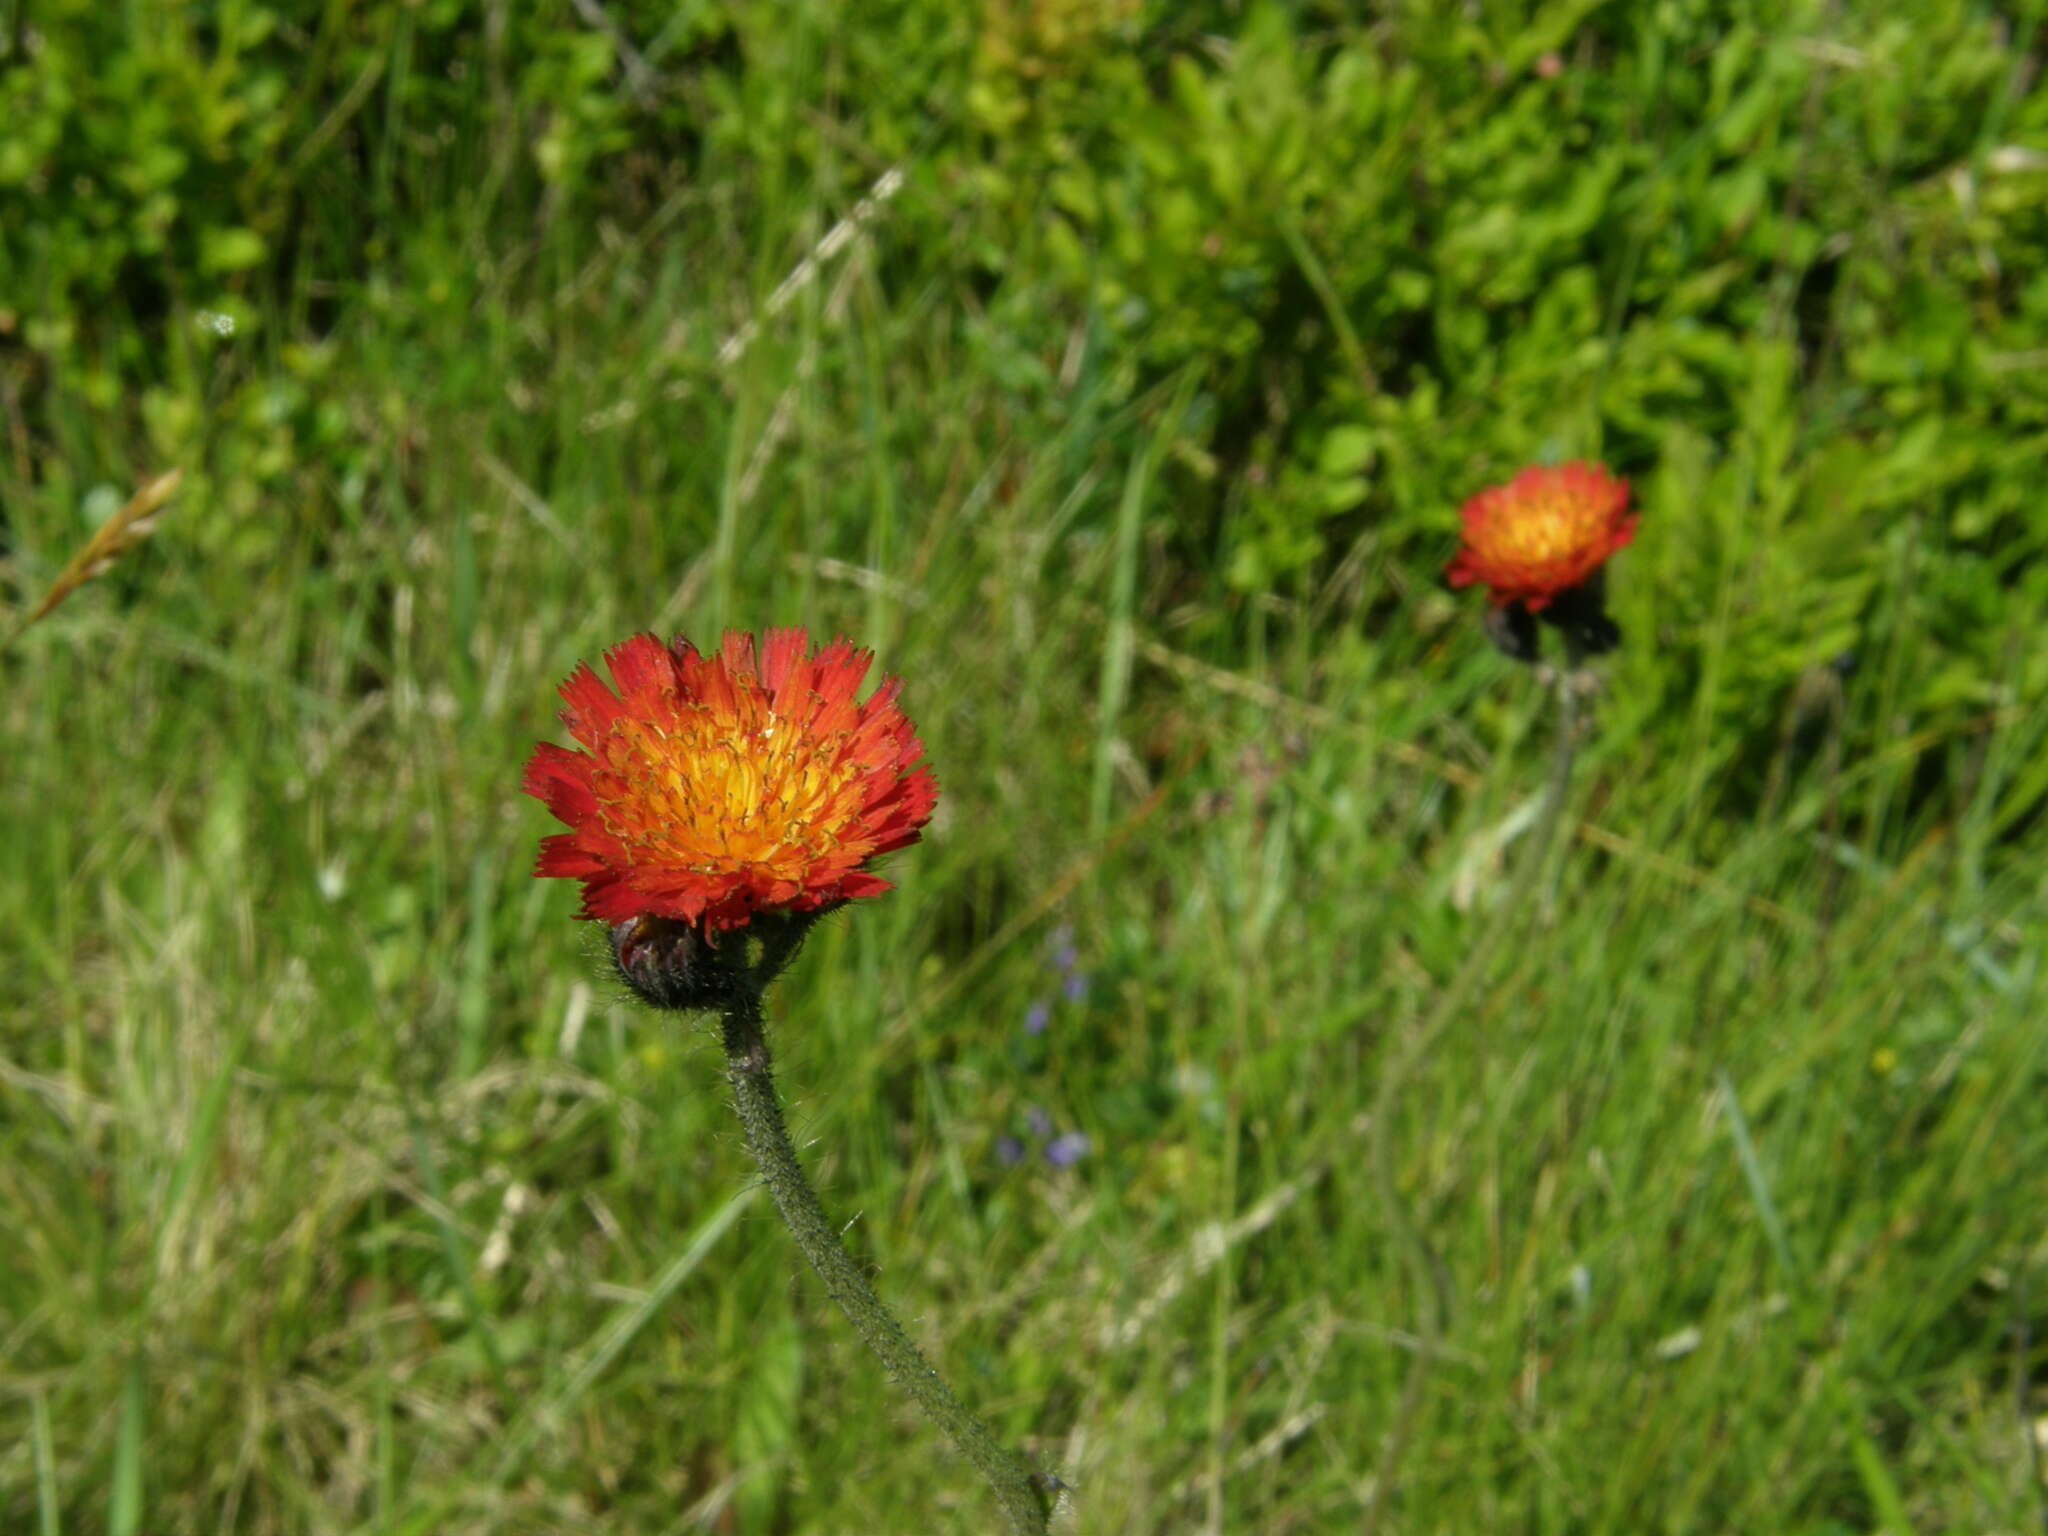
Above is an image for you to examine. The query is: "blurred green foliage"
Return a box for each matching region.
[5,0,2045,756]
[959,0,2048,710]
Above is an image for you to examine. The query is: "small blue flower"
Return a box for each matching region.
[1024,1000,1051,1035]
[1044,1132,1091,1168]
[1062,972,1089,1005]
[1048,926,1079,975]
[1026,1105,1055,1140]
[995,1136,1027,1168]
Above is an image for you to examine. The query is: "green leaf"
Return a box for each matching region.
[199,226,266,274]
[1317,425,1376,478]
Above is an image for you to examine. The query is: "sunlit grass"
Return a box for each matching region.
[3,4,2046,1532]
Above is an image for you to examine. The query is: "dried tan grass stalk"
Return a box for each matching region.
[4,467,183,652]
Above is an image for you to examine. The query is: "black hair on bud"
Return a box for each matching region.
[610,908,835,1012]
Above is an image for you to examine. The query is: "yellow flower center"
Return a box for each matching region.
[593,698,866,879]
[1484,487,1599,565]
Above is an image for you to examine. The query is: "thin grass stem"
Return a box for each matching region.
[1364,660,1584,1532]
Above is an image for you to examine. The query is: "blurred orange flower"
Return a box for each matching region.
[1446,461,1637,612]
[524,628,938,931]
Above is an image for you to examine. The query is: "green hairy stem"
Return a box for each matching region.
[719,994,1053,1535]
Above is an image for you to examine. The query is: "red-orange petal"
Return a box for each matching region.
[522,627,939,932]
[1445,461,1635,611]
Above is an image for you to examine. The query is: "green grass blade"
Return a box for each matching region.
[491,1185,757,1485]
[1092,368,1199,834]
[33,1392,60,1536]
[408,1121,508,1397]
[1718,1068,1799,1283]
[108,1358,144,1536]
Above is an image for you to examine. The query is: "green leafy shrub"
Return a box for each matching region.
[953,0,2048,769]
[6,0,2044,807]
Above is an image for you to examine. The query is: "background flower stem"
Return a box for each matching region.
[719,994,1053,1535]
[1363,658,1585,1532]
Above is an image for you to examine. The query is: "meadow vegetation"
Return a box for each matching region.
[3,1,2046,1531]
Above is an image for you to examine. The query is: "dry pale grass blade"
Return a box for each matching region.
[4,468,184,651]
[1100,1161,1327,1353]
[1132,630,1819,934]
[707,166,904,370]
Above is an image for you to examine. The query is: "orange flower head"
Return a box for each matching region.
[1445,461,1637,612]
[523,628,938,933]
